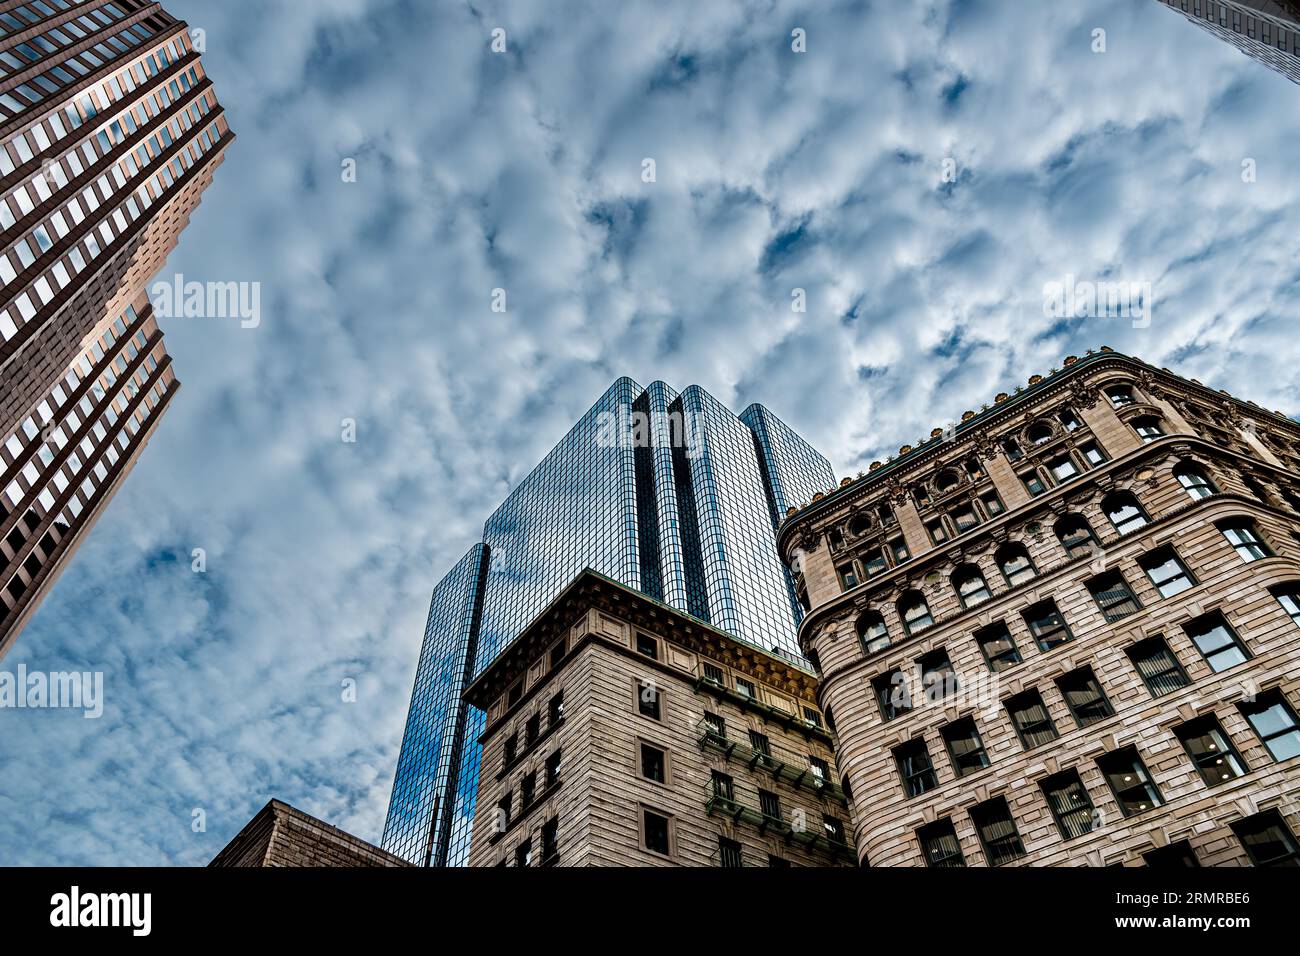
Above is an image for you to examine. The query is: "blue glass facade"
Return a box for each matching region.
[383,378,834,865]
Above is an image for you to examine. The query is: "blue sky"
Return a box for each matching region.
[1,0,1298,865]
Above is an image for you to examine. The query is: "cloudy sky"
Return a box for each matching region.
[1,0,1297,865]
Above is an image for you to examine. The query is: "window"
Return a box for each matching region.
[768,855,791,867]
[1021,471,1047,497]
[717,836,743,868]
[1056,667,1114,727]
[1041,770,1096,840]
[1104,492,1149,535]
[749,730,772,766]
[1184,613,1250,672]
[1079,441,1107,466]
[953,564,991,608]
[942,718,990,777]
[548,691,564,727]
[917,819,965,867]
[541,817,559,863]
[1238,692,1300,762]
[702,711,726,741]
[1006,690,1058,749]
[1127,637,1190,697]
[545,749,562,788]
[997,544,1037,586]
[1176,717,1246,787]
[643,809,671,855]
[637,679,661,720]
[1143,842,1200,868]
[702,662,724,686]
[890,537,910,563]
[981,491,1005,516]
[640,743,665,783]
[970,797,1025,866]
[515,838,532,867]
[862,549,888,578]
[549,641,565,671]
[636,632,658,659]
[893,738,938,798]
[1024,600,1073,652]
[919,649,958,702]
[502,732,518,768]
[936,469,962,493]
[809,755,830,787]
[1087,572,1142,623]
[1055,514,1098,559]
[1059,408,1082,431]
[951,504,980,532]
[1097,747,1162,816]
[837,563,860,590]
[823,815,847,845]
[520,771,536,809]
[495,793,513,832]
[927,520,949,544]
[758,788,781,821]
[1004,437,1024,461]
[1231,811,1300,867]
[507,682,523,707]
[1132,416,1165,443]
[898,591,934,635]
[1027,423,1054,446]
[1175,463,1217,500]
[1218,520,1272,561]
[1048,454,1079,483]
[525,713,541,745]
[856,611,890,654]
[802,706,822,728]
[975,622,1021,672]
[874,670,912,721]
[1141,547,1196,598]
[735,676,756,699]
[1274,586,1300,626]
[1106,384,1136,407]
[711,770,734,801]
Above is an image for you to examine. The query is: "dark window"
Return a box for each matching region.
[1232,811,1300,867]
[919,649,959,702]
[918,819,966,867]
[1132,416,1165,443]
[495,793,513,832]
[975,622,1021,672]
[823,815,847,845]
[545,749,562,788]
[702,662,724,685]
[1141,547,1196,598]
[549,641,565,672]
[1056,514,1099,559]
[502,732,518,768]
[515,838,532,867]
[1176,463,1216,500]
[711,770,734,801]
[893,738,938,798]
[1238,691,1300,762]
[1024,600,1073,651]
[636,633,658,659]
[802,706,822,728]
[1021,471,1047,497]
[541,817,559,863]
[1184,613,1250,672]
[863,550,888,578]
[1106,384,1136,407]
[640,743,665,783]
[548,691,564,727]
[997,544,1037,586]
[637,679,661,720]
[941,717,990,777]
[1006,690,1059,749]
[749,730,773,766]
[1041,770,1096,840]
[982,491,1005,516]
[809,756,830,786]
[970,797,1025,866]
[1143,841,1200,868]
[643,810,670,855]
[898,591,934,634]
[837,563,860,590]
[525,713,540,745]
[1079,441,1107,466]
[856,611,890,654]
[768,855,791,867]
[953,564,991,608]
[927,520,949,544]
[873,670,912,721]
[1097,747,1162,817]
[1087,572,1142,623]
[1104,492,1149,535]
[758,789,781,821]
[1004,437,1024,461]
[736,676,756,699]
[1219,520,1272,562]
[718,836,743,868]
[1028,423,1054,446]
[1048,454,1079,483]
[1175,717,1246,787]
[890,538,910,563]
[507,683,523,707]
[703,711,726,740]
[1127,636,1190,697]
[520,771,536,809]
[1056,667,1114,727]
[1059,408,1082,432]
[952,505,980,532]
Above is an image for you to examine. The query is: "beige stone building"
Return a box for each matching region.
[778,348,1300,867]
[464,570,854,867]
[210,799,410,868]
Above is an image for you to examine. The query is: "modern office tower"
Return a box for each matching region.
[463,570,854,867]
[1154,1,1300,84]
[383,377,835,865]
[780,348,1300,867]
[0,2,231,656]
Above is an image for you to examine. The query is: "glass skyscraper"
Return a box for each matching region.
[382,377,834,866]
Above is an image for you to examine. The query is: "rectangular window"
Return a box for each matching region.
[1127,636,1190,697]
[952,505,980,532]
[636,632,658,659]
[1006,690,1059,749]
[927,520,949,544]
[1056,667,1114,727]
[1087,572,1142,623]
[1231,811,1300,867]
[941,717,990,777]
[1275,587,1300,626]
[1040,770,1096,840]
[1022,471,1047,496]
[545,749,562,788]
[970,797,1025,866]
[768,855,791,867]
[874,670,912,721]
[702,662,725,686]
[758,788,781,821]
[917,818,965,867]
[1141,547,1196,598]
[1175,717,1246,787]
[703,711,726,740]
[1143,841,1200,868]
[809,756,830,786]
[548,691,564,727]
[919,649,958,702]
[1048,454,1079,482]
[823,815,847,845]
[1080,441,1107,466]
[736,676,757,699]
[637,679,661,720]
[1220,520,1272,561]
[982,492,1005,516]
[515,838,532,867]
[502,732,518,768]
[1097,747,1163,817]
[718,836,743,868]
[975,622,1021,672]
[1238,691,1300,762]
[520,771,536,809]
[890,538,910,563]
[1184,613,1250,672]
[525,713,540,745]
[863,550,888,578]
[893,738,938,798]
[549,640,565,671]
[749,730,773,767]
[802,706,822,728]
[837,562,860,590]
[643,809,671,855]
[495,793,513,831]
[640,743,665,783]
[711,770,734,802]
[541,817,559,863]
[1024,600,1073,652]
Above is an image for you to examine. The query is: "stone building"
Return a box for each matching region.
[209,800,410,868]
[778,348,1300,867]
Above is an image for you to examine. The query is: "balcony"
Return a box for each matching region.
[691,673,832,743]
[704,792,852,862]
[696,720,847,803]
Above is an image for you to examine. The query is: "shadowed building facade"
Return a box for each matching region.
[780,348,1300,867]
[1154,0,1300,84]
[383,378,834,866]
[0,0,233,656]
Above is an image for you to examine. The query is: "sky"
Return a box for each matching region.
[1,0,1298,866]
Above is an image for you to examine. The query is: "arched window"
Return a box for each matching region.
[1105,384,1136,408]
[1055,514,1099,560]
[856,611,891,655]
[1104,491,1149,535]
[848,514,871,537]
[952,564,992,608]
[1132,416,1165,444]
[898,591,934,635]
[1027,423,1054,447]
[997,543,1037,586]
[1175,462,1217,500]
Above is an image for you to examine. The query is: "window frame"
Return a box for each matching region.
[1005,689,1059,750]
